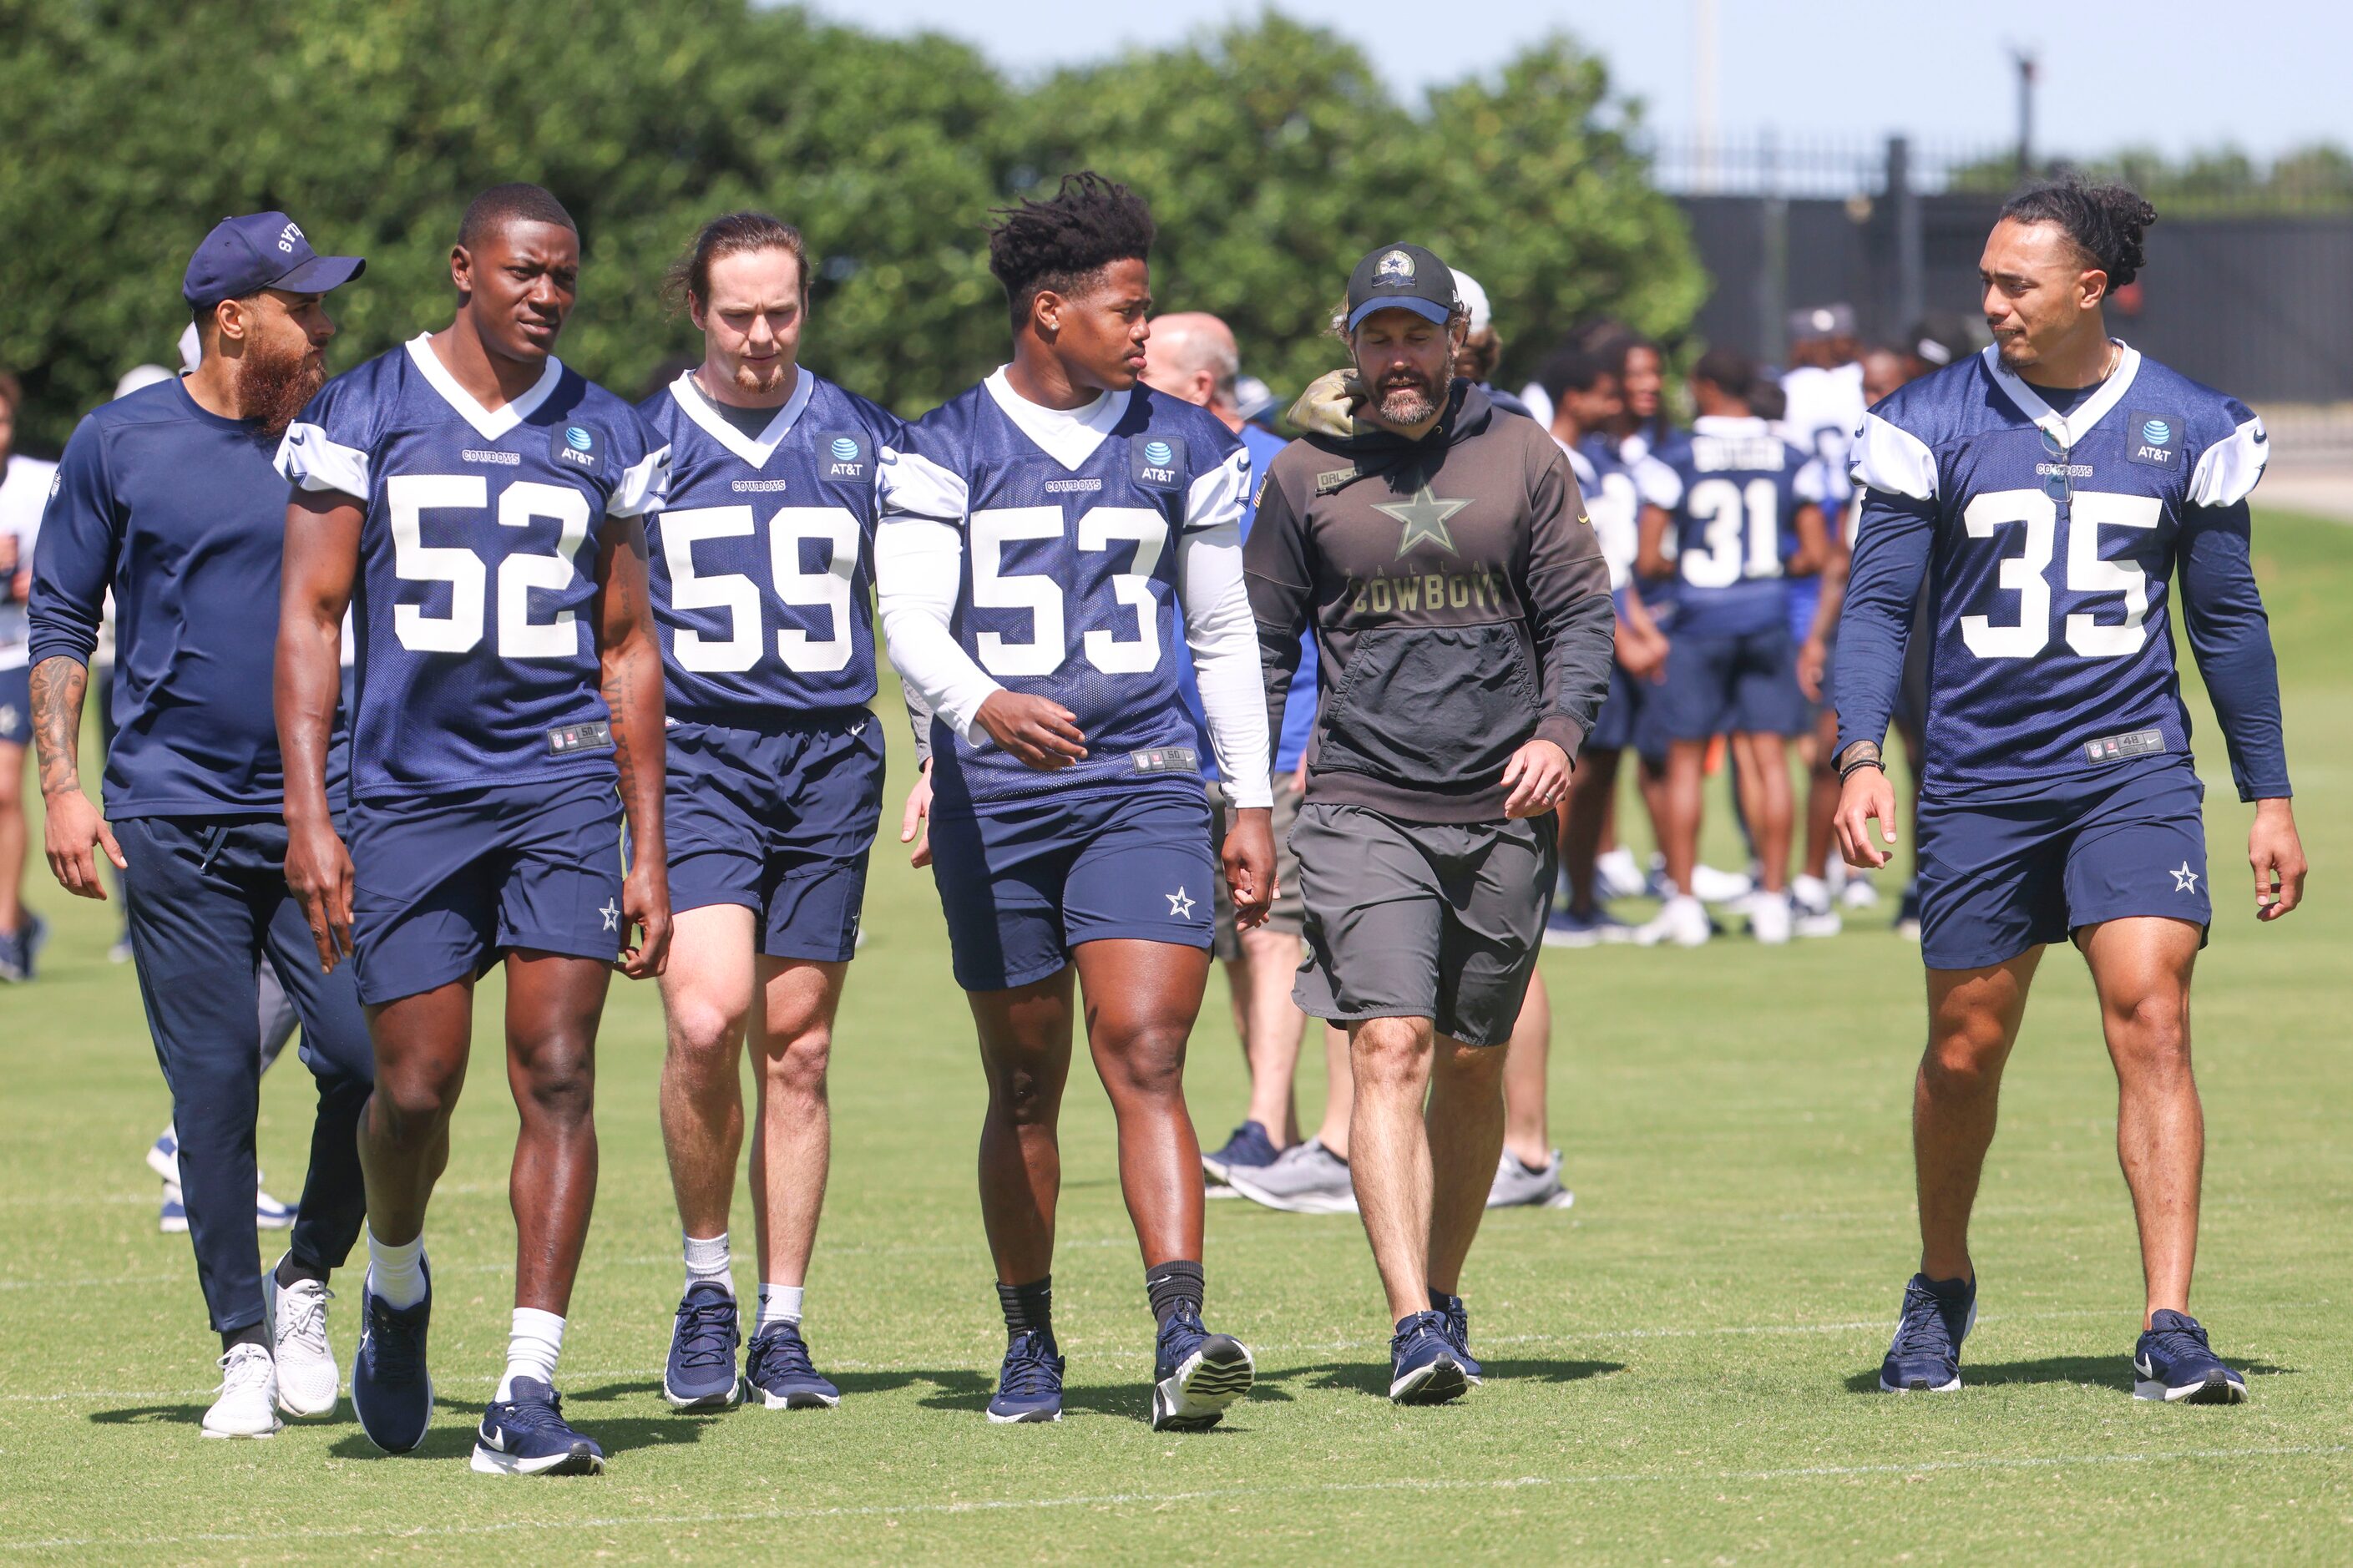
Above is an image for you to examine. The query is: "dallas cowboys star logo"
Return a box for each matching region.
[2169,862,2200,894]
[1166,887,1196,919]
[1372,484,1470,558]
[600,898,622,933]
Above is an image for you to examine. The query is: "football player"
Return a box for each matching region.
[276,185,671,1474]
[1836,178,2305,1403]
[876,173,1273,1430]
[1634,347,1830,946]
[637,213,903,1415]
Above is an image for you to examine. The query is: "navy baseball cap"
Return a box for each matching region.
[1345,243,1457,331]
[183,213,365,311]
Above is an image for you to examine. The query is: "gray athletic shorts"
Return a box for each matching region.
[1206,775,1307,959]
[1290,801,1555,1048]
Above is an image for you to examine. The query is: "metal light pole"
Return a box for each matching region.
[2012,48,2038,180]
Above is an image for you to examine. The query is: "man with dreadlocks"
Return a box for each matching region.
[875,173,1273,1429]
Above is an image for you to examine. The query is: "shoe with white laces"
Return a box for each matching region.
[1790,877,1844,938]
[1634,893,1710,948]
[264,1261,338,1418]
[1748,890,1794,944]
[1486,1149,1575,1210]
[202,1343,283,1439]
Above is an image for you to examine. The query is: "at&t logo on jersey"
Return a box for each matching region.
[2128,410,2181,469]
[551,423,602,473]
[820,432,867,481]
[1131,433,1185,491]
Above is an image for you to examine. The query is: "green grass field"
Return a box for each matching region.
[2,510,2347,1565]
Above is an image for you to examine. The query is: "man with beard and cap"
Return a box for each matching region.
[1246,243,1613,1403]
[28,213,374,1440]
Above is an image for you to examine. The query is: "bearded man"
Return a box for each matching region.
[28,213,376,1439]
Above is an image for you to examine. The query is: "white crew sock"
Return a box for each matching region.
[366,1227,427,1310]
[755,1284,803,1336]
[497,1308,565,1399]
[684,1232,732,1297]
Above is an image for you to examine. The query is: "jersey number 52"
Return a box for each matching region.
[1961,488,2161,660]
[388,474,590,660]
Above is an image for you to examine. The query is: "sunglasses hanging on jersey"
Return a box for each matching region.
[2039,425,2072,503]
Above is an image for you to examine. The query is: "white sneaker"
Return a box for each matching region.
[1791,877,1843,937]
[265,1262,339,1418]
[1794,906,1844,938]
[1840,871,1881,910]
[1748,890,1794,944]
[1487,1150,1576,1210]
[202,1343,283,1439]
[1595,847,1647,902]
[1689,862,1756,905]
[1635,894,1710,948]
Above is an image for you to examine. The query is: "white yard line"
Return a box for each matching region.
[3,1444,2341,1552]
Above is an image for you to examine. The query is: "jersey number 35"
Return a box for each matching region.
[1961,488,2160,660]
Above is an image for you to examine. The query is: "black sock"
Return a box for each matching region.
[275,1253,327,1288]
[1428,1287,1462,1313]
[1145,1259,1205,1328]
[221,1322,267,1354]
[997,1276,1052,1339]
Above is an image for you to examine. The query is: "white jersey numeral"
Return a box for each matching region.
[1682,477,1783,589]
[657,503,862,675]
[387,474,590,660]
[1960,488,2161,660]
[968,505,1171,680]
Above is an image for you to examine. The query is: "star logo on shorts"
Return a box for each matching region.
[600,898,621,933]
[1373,484,1470,558]
[2169,862,2200,894]
[1166,887,1196,919]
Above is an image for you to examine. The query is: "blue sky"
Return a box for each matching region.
[803,0,2350,160]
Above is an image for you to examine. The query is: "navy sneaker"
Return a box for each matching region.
[1430,1291,1483,1383]
[471,1377,605,1475]
[351,1260,434,1452]
[1389,1310,1469,1404]
[2133,1310,2249,1404]
[1149,1308,1254,1431]
[1202,1120,1279,1186]
[745,1321,841,1409]
[986,1329,1065,1424]
[660,1282,743,1411]
[1878,1272,1975,1393]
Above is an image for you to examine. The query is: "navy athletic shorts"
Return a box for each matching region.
[1655,625,1809,741]
[1915,759,2211,972]
[661,712,884,962]
[929,783,1216,991]
[347,774,625,1005]
[0,664,28,746]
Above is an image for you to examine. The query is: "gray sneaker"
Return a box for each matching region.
[1224,1138,1359,1214]
[1486,1150,1576,1210]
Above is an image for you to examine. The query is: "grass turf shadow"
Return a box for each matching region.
[1843,1356,2295,1394]
[1257,1358,1623,1399]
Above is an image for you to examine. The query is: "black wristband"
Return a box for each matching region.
[1839,755,1887,783]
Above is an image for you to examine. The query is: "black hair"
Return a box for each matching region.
[986,171,1155,331]
[663,210,807,316]
[1693,345,1755,396]
[458,183,578,250]
[1998,175,2158,296]
[1538,347,1613,403]
[1746,376,1786,422]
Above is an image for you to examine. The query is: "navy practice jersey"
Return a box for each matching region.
[278,336,665,801]
[885,371,1248,814]
[1637,416,1829,638]
[1570,432,1642,603]
[1838,342,2284,798]
[31,380,332,817]
[639,370,903,722]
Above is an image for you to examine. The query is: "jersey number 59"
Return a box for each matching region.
[658,504,861,674]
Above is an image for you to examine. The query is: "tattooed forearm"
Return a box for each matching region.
[28,656,88,798]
